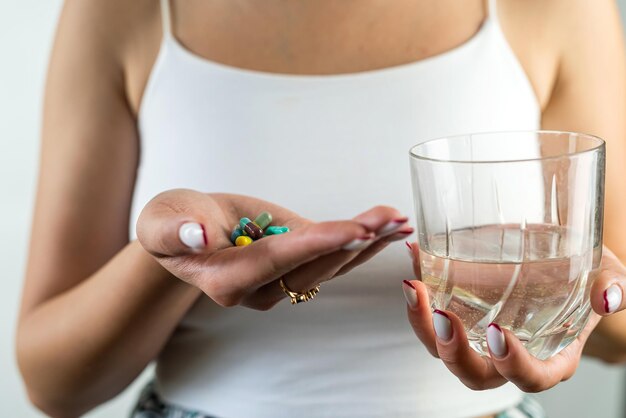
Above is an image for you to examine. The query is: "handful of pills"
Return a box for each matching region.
[230,211,290,246]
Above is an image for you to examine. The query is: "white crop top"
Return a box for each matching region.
[130,0,540,416]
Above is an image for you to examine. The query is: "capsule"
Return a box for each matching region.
[264,225,290,236]
[253,211,273,229]
[235,235,253,246]
[239,217,252,230]
[240,217,263,239]
[230,226,245,244]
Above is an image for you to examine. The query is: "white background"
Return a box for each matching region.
[1,1,625,417]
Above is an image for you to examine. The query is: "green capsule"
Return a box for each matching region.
[239,217,252,230]
[230,226,245,244]
[253,211,273,229]
[264,225,290,236]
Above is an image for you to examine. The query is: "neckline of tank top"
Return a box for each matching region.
[160,18,498,82]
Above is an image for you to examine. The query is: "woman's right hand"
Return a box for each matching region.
[137,189,411,310]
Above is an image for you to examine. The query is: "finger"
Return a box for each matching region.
[334,226,414,277]
[250,219,413,308]
[251,232,377,307]
[431,310,505,390]
[136,189,230,257]
[334,239,391,277]
[591,270,625,315]
[384,227,415,242]
[274,208,413,281]
[292,233,379,283]
[591,248,626,315]
[403,280,440,358]
[352,205,409,237]
[195,220,370,306]
[406,241,422,280]
[486,324,580,392]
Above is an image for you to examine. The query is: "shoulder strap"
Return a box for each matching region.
[160,0,172,37]
[488,0,499,26]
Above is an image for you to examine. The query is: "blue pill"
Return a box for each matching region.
[230,226,245,244]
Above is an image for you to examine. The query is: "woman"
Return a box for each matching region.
[16,0,626,417]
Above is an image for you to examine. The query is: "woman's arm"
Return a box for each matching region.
[17,4,410,416]
[536,0,626,360]
[16,1,201,415]
[402,0,626,394]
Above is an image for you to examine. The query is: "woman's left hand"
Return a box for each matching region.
[403,244,626,392]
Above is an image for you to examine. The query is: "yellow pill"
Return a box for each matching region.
[235,235,253,246]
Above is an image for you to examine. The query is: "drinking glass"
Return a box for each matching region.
[409,131,605,360]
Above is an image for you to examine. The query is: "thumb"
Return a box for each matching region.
[591,247,626,315]
[136,189,229,257]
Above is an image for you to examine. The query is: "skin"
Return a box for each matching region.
[406,245,626,392]
[137,191,412,310]
[15,0,626,416]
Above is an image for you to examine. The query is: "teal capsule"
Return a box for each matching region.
[239,217,263,239]
[230,226,245,244]
[264,225,290,236]
[253,211,273,229]
[239,217,252,230]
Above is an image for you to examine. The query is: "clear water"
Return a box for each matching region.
[420,224,600,360]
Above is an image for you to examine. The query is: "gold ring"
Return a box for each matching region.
[279,279,321,305]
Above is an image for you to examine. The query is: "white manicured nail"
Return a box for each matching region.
[378,218,409,237]
[604,284,622,314]
[487,323,507,358]
[402,280,418,309]
[433,309,452,341]
[179,222,206,250]
[342,235,374,251]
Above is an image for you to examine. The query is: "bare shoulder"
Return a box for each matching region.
[537,0,623,31]
[516,0,624,56]
[57,0,154,54]
[497,0,624,109]
[540,0,625,79]
[498,0,623,51]
[56,0,161,113]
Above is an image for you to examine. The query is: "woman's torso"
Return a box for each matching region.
[124,1,553,416]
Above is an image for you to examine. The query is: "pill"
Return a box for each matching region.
[230,226,245,244]
[253,212,273,229]
[244,223,263,239]
[240,217,263,239]
[235,236,253,246]
[264,226,290,236]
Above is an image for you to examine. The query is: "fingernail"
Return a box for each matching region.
[386,227,415,242]
[487,323,507,358]
[433,309,452,341]
[402,280,418,309]
[405,241,414,260]
[342,233,375,251]
[378,217,409,237]
[604,284,622,314]
[179,222,207,249]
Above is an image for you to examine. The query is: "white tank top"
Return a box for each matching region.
[130,1,540,416]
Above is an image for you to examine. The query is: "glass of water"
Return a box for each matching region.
[409,131,605,360]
